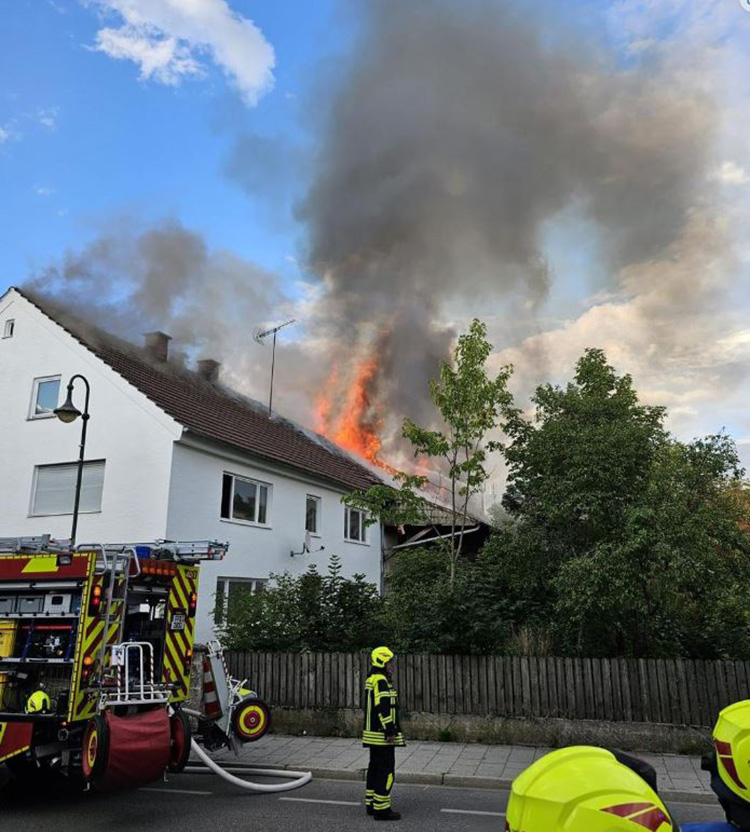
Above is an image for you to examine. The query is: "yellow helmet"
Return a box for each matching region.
[371,646,394,668]
[711,699,750,801]
[25,690,51,714]
[506,746,674,832]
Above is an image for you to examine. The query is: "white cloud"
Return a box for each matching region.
[711,161,750,186]
[37,107,59,130]
[85,0,275,106]
[0,121,20,144]
[492,213,750,453]
[35,186,55,197]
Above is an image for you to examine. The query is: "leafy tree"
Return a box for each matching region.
[498,349,750,657]
[219,555,388,652]
[346,319,513,584]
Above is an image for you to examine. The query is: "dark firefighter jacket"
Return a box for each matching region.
[363,668,405,747]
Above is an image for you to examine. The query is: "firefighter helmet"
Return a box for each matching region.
[505,746,674,832]
[25,690,51,714]
[371,646,394,668]
[711,699,750,801]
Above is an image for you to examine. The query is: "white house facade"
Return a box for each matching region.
[0,288,384,640]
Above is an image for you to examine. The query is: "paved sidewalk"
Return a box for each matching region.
[209,734,714,802]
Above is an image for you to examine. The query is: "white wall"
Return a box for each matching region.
[0,291,181,543]
[0,289,384,644]
[165,439,383,641]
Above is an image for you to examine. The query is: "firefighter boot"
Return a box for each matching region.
[373,809,401,821]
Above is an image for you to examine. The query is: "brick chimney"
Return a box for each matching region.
[143,331,171,362]
[197,359,221,383]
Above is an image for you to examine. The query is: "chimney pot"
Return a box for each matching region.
[143,331,171,362]
[197,358,221,383]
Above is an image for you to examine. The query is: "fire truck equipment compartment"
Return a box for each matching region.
[16,595,45,614]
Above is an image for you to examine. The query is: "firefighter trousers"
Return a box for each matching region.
[366,746,395,815]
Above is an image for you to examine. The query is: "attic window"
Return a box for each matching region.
[3,319,14,338]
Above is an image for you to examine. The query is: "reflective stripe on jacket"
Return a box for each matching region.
[363,670,405,747]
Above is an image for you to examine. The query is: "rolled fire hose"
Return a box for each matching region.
[189,739,312,792]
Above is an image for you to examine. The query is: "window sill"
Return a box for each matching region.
[220,518,273,530]
[305,532,322,539]
[344,537,370,547]
[28,510,102,518]
[27,414,57,421]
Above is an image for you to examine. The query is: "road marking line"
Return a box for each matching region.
[140,788,212,796]
[441,808,505,817]
[279,797,360,806]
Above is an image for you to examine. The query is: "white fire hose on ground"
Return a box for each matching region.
[187,739,312,793]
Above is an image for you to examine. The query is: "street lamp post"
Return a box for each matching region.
[53,374,91,547]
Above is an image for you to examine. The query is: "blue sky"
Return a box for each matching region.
[0,0,346,294]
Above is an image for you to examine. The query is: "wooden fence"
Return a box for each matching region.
[225,652,750,728]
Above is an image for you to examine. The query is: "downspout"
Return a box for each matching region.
[380,518,386,595]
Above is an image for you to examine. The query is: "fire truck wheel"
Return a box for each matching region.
[232,698,271,742]
[167,710,192,773]
[81,715,109,782]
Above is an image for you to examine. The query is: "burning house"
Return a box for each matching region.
[0,287,488,639]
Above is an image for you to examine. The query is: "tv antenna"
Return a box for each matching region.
[254,319,296,415]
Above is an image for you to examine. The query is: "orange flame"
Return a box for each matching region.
[315,358,398,475]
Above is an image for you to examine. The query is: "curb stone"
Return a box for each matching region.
[272,764,718,805]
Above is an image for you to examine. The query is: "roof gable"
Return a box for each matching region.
[10,287,382,493]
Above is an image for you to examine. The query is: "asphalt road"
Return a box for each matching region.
[0,769,728,831]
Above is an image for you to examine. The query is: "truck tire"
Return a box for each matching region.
[167,710,192,773]
[81,715,109,782]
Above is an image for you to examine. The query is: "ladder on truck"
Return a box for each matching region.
[0,536,72,553]
[76,540,227,565]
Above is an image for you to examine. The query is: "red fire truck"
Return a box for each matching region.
[0,535,231,791]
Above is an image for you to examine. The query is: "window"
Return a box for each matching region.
[344,506,367,543]
[30,460,105,516]
[214,576,267,624]
[3,319,14,338]
[305,495,321,534]
[221,473,271,525]
[30,376,61,419]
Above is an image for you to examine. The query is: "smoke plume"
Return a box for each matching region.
[25,220,329,420]
[299,0,717,452]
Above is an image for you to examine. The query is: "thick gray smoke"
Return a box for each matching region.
[299,0,716,447]
[25,221,327,420]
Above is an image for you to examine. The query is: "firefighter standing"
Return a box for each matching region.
[363,646,404,821]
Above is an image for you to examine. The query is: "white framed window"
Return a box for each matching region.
[30,460,105,516]
[29,376,61,419]
[344,506,368,543]
[214,576,267,624]
[220,472,271,526]
[3,319,14,338]
[305,494,321,535]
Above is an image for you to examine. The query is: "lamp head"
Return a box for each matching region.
[54,391,81,424]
